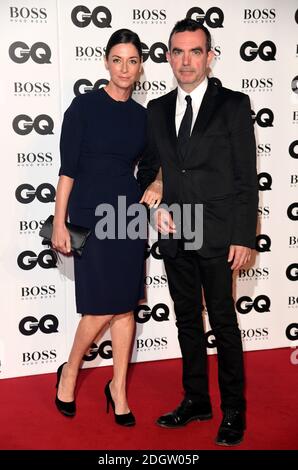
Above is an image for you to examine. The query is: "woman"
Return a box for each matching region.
[52,29,162,426]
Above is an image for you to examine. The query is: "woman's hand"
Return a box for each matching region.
[51,222,71,255]
[139,179,162,208]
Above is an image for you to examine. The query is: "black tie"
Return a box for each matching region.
[178,95,193,159]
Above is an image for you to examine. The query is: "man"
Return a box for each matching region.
[137,18,258,446]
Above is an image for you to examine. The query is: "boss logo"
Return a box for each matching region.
[258,206,270,218]
[236,295,271,314]
[134,80,167,93]
[141,42,167,63]
[144,275,167,287]
[258,173,272,191]
[17,152,53,166]
[255,234,271,252]
[287,203,298,221]
[289,236,298,246]
[15,183,55,204]
[19,315,58,336]
[290,175,298,186]
[12,114,54,135]
[22,349,57,363]
[286,264,298,281]
[21,285,56,298]
[132,9,166,21]
[240,41,276,61]
[14,82,50,95]
[285,323,298,340]
[251,108,274,127]
[238,267,269,279]
[19,220,44,232]
[145,242,163,260]
[9,41,51,64]
[241,78,273,90]
[73,78,108,95]
[134,303,169,324]
[213,45,221,58]
[71,5,112,28]
[136,337,168,350]
[288,296,298,307]
[84,341,112,361]
[186,7,224,28]
[257,143,271,155]
[289,141,298,159]
[75,46,106,60]
[10,7,47,20]
[293,111,298,122]
[241,328,269,340]
[17,250,57,270]
[243,9,276,21]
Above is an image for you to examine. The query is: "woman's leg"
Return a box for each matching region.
[109,311,135,414]
[57,314,113,402]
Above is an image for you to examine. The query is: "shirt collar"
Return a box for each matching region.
[177,77,208,109]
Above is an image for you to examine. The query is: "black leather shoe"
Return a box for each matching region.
[104,380,136,427]
[156,398,212,428]
[215,409,245,446]
[55,362,76,417]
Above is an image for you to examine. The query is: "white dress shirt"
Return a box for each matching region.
[175,77,208,136]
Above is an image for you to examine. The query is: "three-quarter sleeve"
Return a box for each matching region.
[59,97,83,179]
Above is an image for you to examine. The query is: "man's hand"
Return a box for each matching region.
[228,245,251,270]
[140,180,162,208]
[154,208,176,235]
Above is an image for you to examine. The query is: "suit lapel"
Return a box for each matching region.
[186,79,220,159]
[162,88,179,159]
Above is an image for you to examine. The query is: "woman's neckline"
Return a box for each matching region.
[102,87,131,104]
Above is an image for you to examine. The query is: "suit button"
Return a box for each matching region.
[182,169,186,174]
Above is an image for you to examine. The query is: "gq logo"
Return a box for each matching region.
[17,250,58,270]
[285,323,298,340]
[15,183,55,204]
[255,234,271,252]
[9,41,51,64]
[186,7,224,28]
[134,303,169,324]
[251,109,274,127]
[13,115,54,135]
[84,341,112,360]
[286,264,298,281]
[236,295,271,314]
[73,78,108,96]
[145,242,163,260]
[289,141,298,159]
[258,172,272,191]
[206,330,217,348]
[240,41,276,61]
[287,203,298,221]
[19,314,58,336]
[71,5,112,28]
[141,42,167,63]
[292,76,298,94]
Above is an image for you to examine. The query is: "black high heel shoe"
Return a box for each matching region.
[104,380,135,426]
[55,362,76,417]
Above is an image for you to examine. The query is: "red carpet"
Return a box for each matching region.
[0,348,297,450]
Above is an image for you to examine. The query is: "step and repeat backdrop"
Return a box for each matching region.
[0,0,297,378]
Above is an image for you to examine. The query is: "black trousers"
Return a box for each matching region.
[164,244,245,411]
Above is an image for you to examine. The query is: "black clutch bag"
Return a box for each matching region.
[39,215,91,256]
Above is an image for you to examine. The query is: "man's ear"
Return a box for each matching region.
[166,51,171,64]
[104,56,109,70]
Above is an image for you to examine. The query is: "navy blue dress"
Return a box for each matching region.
[59,88,147,314]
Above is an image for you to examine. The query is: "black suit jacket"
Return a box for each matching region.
[137,78,258,258]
